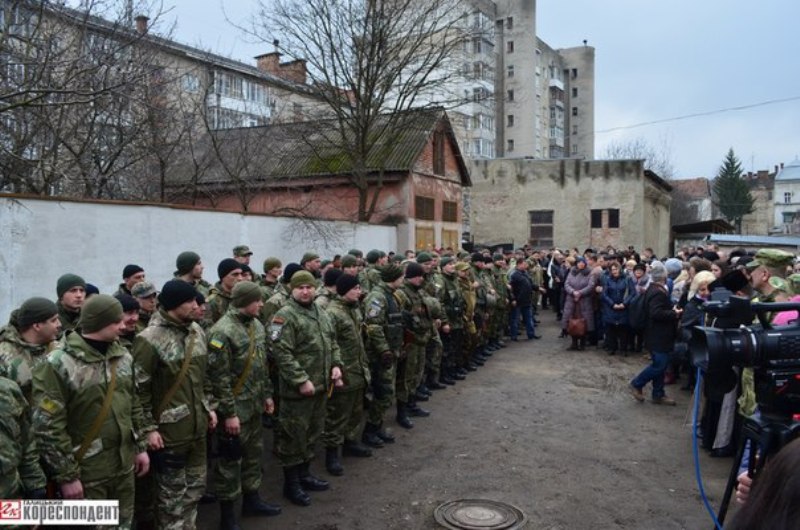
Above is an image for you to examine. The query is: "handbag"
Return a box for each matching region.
[567,302,587,338]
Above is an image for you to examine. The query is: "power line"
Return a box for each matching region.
[596,95,800,134]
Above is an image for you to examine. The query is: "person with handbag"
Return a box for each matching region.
[32,294,150,529]
[562,257,595,351]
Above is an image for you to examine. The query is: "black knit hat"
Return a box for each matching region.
[16,297,58,328]
[336,274,360,296]
[324,268,343,287]
[122,264,144,279]
[217,258,242,280]
[175,251,201,275]
[720,270,750,293]
[240,264,253,276]
[159,280,198,311]
[114,293,140,313]
[405,262,425,279]
[471,252,483,263]
[282,263,303,283]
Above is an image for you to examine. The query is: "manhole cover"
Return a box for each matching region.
[434,499,527,530]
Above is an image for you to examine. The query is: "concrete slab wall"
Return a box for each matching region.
[0,195,395,323]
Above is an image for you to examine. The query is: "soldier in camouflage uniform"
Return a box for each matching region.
[361,264,405,446]
[115,264,146,297]
[358,249,388,294]
[340,254,360,277]
[132,281,158,333]
[207,282,281,528]
[133,280,218,530]
[0,298,60,403]
[416,253,446,392]
[457,262,478,374]
[114,294,141,350]
[322,274,373,476]
[32,295,150,529]
[0,375,47,500]
[260,257,283,298]
[55,273,86,333]
[270,271,343,506]
[488,254,510,350]
[315,268,342,310]
[206,259,244,326]
[174,251,213,299]
[395,263,434,427]
[260,263,303,327]
[437,257,466,384]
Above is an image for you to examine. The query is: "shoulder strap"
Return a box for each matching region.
[75,357,120,462]
[155,330,197,422]
[232,322,257,397]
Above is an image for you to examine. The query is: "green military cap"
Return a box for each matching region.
[263,257,282,273]
[440,256,455,268]
[768,276,791,295]
[457,251,470,260]
[348,249,363,258]
[366,249,382,264]
[290,270,316,289]
[492,253,504,262]
[416,252,433,264]
[320,259,332,269]
[233,245,253,257]
[787,273,800,295]
[745,248,795,270]
[300,252,320,265]
[379,264,404,282]
[131,281,157,298]
[79,294,123,333]
[454,262,471,272]
[340,254,358,268]
[232,281,262,308]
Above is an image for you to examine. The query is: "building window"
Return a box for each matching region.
[415,196,435,220]
[442,201,458,222]
[507,65,514,77]
[784,192,792,204]
[442,229,459,250]
[507,114,514,127]
[590,209,602,228]
[507,139,514,152]
[507,41,514,53]
[472,37,482,54]
[572,124,578,135]
[571,68,577,79]
[572,87,578,97]
[529,210,554,248]
[572,106,578,116]
[507,90,514,101]
[608,209,620,228]
[183,73,200,93]
[572,144,578,155]
[432,130,445,176]
[506,17,513,30]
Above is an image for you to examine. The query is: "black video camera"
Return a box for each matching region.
[689,290,800,422]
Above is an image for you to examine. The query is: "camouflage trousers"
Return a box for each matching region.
[276,393,327,467]
[154,437,206,530]
[396,343,426,402]
[424,334,443,382]
[83,468,135,529]
[215,413,264,502]
[322,387,365,447]
[366,352,397,426]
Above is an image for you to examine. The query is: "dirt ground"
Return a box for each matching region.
[198,315,740,529]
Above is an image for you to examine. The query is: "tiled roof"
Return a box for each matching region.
[669,177,711,200]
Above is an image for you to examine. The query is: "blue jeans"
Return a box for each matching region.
[510,305,536,340]
[631,350,670,398]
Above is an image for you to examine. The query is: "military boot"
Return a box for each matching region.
[298,461,330,491]
[325,446,344,476]
[427,376,447,390]
[343,439,372,457]
[376,423,396,443]
[282,465,311,507]
[219,500,242,530]
[396,401,414,429]
[362,422,385,448]
[407,399,430,417]
[241,490,281,517]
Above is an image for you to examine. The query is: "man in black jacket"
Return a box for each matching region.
[509,259,542,341]
[629,264,681,405]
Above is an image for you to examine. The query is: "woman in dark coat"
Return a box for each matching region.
[562,257,595,350]
[601,262,635,355]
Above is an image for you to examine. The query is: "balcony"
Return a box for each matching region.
[549,78,564,90]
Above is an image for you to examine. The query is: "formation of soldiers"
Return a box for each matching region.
[0,244,530,530]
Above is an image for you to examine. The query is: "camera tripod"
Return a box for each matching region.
[715,413,800,526]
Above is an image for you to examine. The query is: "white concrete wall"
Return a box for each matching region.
[0,196,396,323]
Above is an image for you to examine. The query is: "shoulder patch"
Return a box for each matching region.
[366,299,383,318]
[209,338,224,350]
[269,321,284,341]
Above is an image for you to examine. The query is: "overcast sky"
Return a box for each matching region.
[157,0,800,179]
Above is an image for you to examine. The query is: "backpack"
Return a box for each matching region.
[628,290,649,332]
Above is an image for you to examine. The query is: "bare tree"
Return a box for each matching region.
[603,136,675,180]
[249,0,466,222]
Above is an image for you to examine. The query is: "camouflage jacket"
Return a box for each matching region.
[314,287,336,310]
[135,310,153,334]
[173,275,212,299]
[0,376,46,498]
[133,310,212,446]
[207,309,272,422]
[326,297,370,391]
[32,331,146,484]
[362,283,404,355]
[397,282,434,345]
[0,323,52,403]
[358,267,381,295]
[260,278,280,301]
[261,284,289,327]
[492,268,510,304]
[57,302,80,335]
[206,282,232,326]
[439,272,465,330]
[270,298,342,400]
[459,276,477,322]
